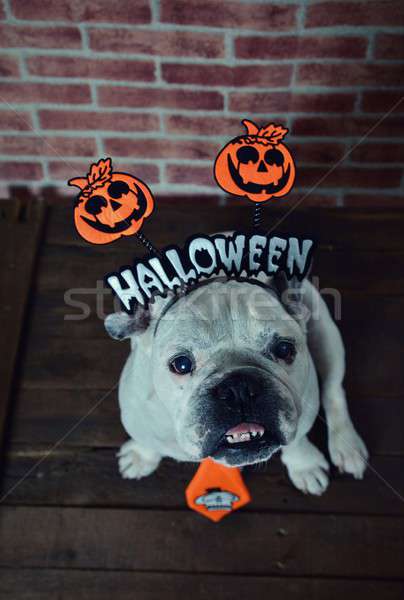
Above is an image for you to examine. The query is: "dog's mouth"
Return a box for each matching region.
[218,422,267,451]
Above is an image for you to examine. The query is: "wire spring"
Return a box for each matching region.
[136,231,161,257]
[136,231,189,296]
[253,203,262,229]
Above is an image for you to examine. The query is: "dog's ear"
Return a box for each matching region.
[104,308,150,341]
[271,271,309,325]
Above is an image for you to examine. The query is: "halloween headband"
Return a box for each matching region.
[68,119,307,313]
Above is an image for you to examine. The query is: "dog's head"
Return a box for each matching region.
[105,276,310,467]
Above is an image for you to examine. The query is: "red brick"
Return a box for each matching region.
[166,163,214,186]
[0,136,96,157]
[235,35,367,59]
[350,143,404,164]
[293,142,344,164]
[0,161,43,180]
[306,1,404,27]
[0,110,33,131]
[111,162,160,184]
[292,116,404,138]
[0,24,81,49]
[162,63,292,87]
[229,91,289,113]
[11,0,151,24]
[49,160,159,184]
[229,91,355,113]
[0,82,91,104]
[39,110,159,132]
[98,86,223,110]
[298,166,402,189]
[361,91,404,114]
[0,3,5,20]
[161,0,297,30]
[344,193,404,207]
[291,93,356,113]
[104,138,219,160]
[297,63,403,87]
[165,121,346,154]
[0,56,19,78]
[165,114,241,136]
[374,34,404,60]
[27,56,155,82]
[89,29,224,58]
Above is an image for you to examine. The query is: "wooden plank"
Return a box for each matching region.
[17,296,404,399]
[10,389,123,447]
[0,198,45,450]
[8,389,404,456]
[1,569,403,600]
[2,447,404,516]
[33,246,404,318]
[31,245,404,297]
[46,200,404,251]
[0,506,403,578]
[22,248,404,347]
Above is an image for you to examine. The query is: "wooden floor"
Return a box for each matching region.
[1,198,404,599]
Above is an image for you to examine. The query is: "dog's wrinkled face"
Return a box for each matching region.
[149,280,309,467]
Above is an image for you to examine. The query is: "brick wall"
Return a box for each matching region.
[0,0,403,206]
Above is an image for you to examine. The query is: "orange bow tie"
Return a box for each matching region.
[185,457,251,522]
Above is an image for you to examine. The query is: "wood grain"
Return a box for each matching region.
[0,198,44,451]
[1,569,403,600]
[2,201,404,599]
[46,199,404,252]
[8,389,404,455]
[2,447,404,515]
[1,506,403,578]
[18,295,404,398]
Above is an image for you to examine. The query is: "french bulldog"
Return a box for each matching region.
[105,267,368,496]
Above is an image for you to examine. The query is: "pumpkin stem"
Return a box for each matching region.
[242,119,259,135]
[68,176,88,190]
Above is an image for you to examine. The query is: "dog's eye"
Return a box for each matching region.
[273,340,295,363]
[169,355,194,375]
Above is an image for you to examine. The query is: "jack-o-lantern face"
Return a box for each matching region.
[214,120,296,203]
[68,158,154,245]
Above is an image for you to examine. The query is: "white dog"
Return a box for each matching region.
[105,266,368,496]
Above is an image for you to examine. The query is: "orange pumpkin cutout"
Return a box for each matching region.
[214,120,296,203]
[186,458,251,522]
[68,158,154,245]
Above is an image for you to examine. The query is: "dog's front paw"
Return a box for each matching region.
[328,420,368,480]
[282,438,330,496]
[118,440,160,480]
[287,455,329,496]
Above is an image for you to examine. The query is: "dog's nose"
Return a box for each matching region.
[214,372,260,405]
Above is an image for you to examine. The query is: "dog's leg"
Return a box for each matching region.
[304,281,368,479]
[118,439,161,480]
[281,435,329,495]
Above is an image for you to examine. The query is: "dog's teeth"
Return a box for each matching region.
[226,435,236,444]
[225,427,265,445]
